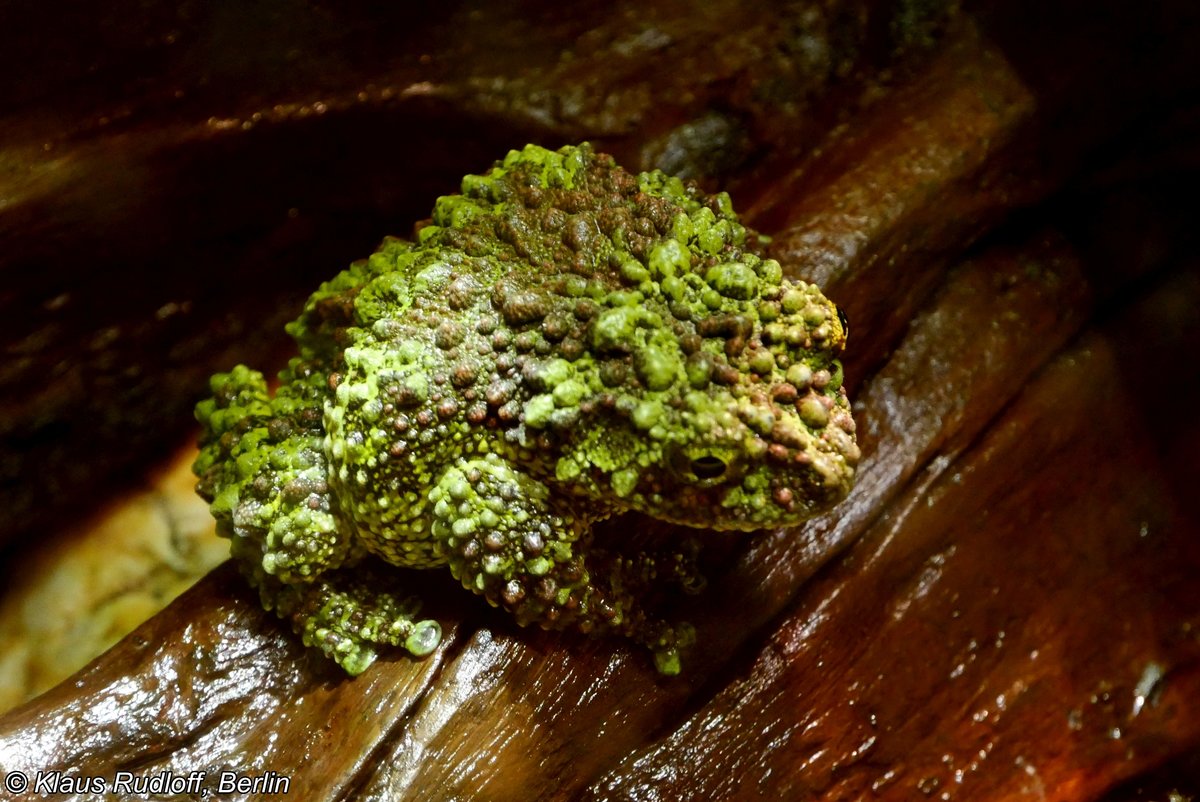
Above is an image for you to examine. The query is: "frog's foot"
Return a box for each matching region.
[581,546,703,674]
[430,455,695,674]
[255,568,442,676]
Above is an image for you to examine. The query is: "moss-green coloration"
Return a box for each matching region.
[194,143,859,676]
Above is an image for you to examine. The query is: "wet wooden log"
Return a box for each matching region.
[1,1,1199,800]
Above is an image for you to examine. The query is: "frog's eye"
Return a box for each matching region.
[667,445,739,486]
[690,455,727,480]
[836,305,850,341]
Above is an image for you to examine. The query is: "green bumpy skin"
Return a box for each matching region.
[194,143,860,676]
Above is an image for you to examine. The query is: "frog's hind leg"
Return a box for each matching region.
[194,364,440,675]
[430,454,694,674]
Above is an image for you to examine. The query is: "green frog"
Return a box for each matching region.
[194,143,858,675]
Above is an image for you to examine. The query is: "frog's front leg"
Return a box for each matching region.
[254,562,442,676]
[195,365,440,675]
[429,454,694,674]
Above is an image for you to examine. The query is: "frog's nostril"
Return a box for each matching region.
[690,455,727,480]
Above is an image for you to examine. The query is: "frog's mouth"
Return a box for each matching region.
[622,443,846,531]
[625,484,785,531]
[621,468,773,533]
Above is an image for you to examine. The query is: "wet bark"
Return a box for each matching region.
[1,1,1198,800]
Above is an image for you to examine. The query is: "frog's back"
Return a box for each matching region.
[290,149,632,563]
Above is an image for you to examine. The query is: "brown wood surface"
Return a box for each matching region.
[1,2,1198,800]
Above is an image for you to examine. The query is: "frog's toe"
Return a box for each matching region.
[653,648,682,676]
[305,626,378,676]
[645,621,696,676]
[403,620,443,657]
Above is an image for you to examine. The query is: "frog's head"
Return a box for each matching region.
[539,275,860,532]
[463,142,859,529]
[640,348,858,531]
